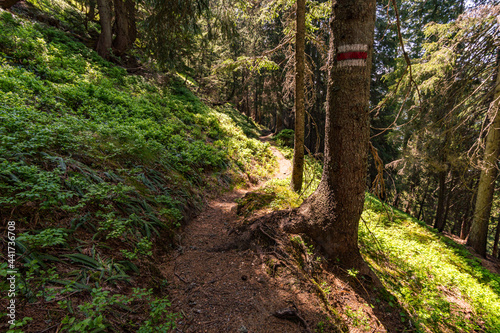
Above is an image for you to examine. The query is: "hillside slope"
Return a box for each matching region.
[0,9,276,332]
[240,142,500,332]
[1,6,500,333]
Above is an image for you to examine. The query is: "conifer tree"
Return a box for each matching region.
[284,0,377,274]
[291,0,306,192]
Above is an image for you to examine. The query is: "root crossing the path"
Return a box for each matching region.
[159,140,325,332]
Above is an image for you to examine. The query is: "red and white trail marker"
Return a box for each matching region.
[336,44,368,67]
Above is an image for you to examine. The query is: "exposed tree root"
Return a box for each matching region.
[235,207,383,288]
[229,208,389,332]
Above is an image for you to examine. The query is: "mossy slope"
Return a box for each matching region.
[0,9,275,332]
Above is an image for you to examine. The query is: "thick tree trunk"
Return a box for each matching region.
[0,0,19,9]
[96,0,113,59]
[467,60,500,257]
[492,216,500,257]
[285,0,376,273]
[291,0,306,192]
[125,0,136,43]
[112,0,133,55]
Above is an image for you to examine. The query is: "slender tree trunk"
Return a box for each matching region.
[461,179,478,239]
[257,77,263,124]
[291,0,306,192]
[405,184,414,214]
[434,170,448,232]
[96,0,113,59]
[392,193,400,208]
[492,216,500,257]
[0,0,20,9]
[417,184,429,221]
[86,0,97,30]
[245,72,250,117]
[275,102,284,135]
[253,77,258,121]
[441,176,456,233]
[467,60,500,257]
[285,0,377,273]
[460,207,472,240]
[405,200,411,214]
[452,213,462,236]
[442,192,452,232]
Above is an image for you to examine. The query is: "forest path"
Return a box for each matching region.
[160,135,323,333]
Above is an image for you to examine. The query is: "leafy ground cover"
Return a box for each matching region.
[246,141,500,332]
[1,5,500,332]
[0,9,275,332]
[254,135,323,211]
[361,195,500,332]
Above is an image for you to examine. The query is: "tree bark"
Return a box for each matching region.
[434,170,448,232]
[96,0,113,59]
[492,216,500,257]
[125,0,136,44]
[291,0,306,192]
[284,0,377,273]
[441,176,456,233]
[275,106,283,135]
[452,214,461,236]
[460,208,472,240]
[417,184,429,221]
[467,60,500,257]
[112,0,132,55]
[275,100,284,135]
[86,0,97,30]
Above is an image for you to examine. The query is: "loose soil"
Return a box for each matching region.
[160,137,407,333]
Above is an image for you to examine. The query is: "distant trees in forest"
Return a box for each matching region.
[6,0,500,258]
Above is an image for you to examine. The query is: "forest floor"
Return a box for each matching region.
[160,135,407,333]
[444,232,500,276]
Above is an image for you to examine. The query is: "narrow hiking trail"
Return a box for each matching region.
[160,138,325,332]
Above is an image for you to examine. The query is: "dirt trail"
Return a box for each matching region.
[160,138,325,332]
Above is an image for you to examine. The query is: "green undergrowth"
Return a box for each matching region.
[360,194,500,332]
[26,0,93,38]
[244,141,500,332]
[273,128,295,148]
[256,135,322,210]
[0,9,275,332]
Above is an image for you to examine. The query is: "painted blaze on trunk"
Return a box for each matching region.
[285,0,376,272]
